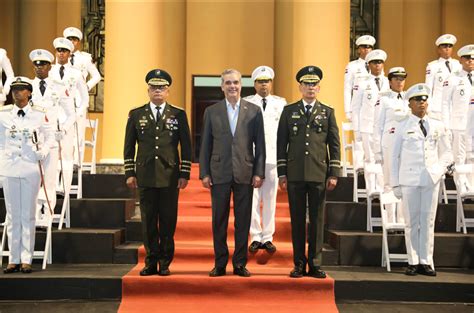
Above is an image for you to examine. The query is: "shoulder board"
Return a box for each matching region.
[169,104,185,111]
[31,104,47,113]
[428,60,437,66]
[81,51,92,58]
[0,104,13,112]
[242,95,255,101]
[355,74,370,81]
[0,48,5,55]
[272,95,285,101]
[129,104,147,114]
[319,102,333,110]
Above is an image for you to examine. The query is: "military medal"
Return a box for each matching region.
[460,89,464,96]
[292,125,298,135]
[367,94,372,100]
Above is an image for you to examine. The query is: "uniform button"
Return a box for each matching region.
[305,142,309,146]
[156,126,159,130]
[155,156,158,159]
[306,134,309,137]
[155,136,159,140]
[155,146,158,149]
[305,151,309,155]
[306,125,309,128]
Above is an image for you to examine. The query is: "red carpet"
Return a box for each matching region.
[118,165,338,313]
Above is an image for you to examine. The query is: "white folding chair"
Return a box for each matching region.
[341,122,354,177]
[0,215,53,270]
[82,118,99,174]
[55,172,72,230]
[380,192,407,272]
[365,162,383,232]
[454,164,474,234]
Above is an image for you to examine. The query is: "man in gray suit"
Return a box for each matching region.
[199,68,266,277]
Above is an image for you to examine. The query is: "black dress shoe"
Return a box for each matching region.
[20,264,32,274]
[248,241,262,253]
[158,267,171,276]
[139,265,158,276]
[262,241,276,253]
[209,267,226,277]
[405,265,418,276]
[417,264,436,276]
[308,267,327,279]
[233,265,251,277]
[3,264,20,274]
[289,264,306,278]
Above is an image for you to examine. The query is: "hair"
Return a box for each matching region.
[220,68,241,83]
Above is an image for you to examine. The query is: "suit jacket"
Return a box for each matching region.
[124,103,192,188]
[277,100,341,182]
[199,99,265,185]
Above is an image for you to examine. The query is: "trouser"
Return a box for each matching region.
[362,132,384,194]
[250,164,278,243]
[211,181,253,269]
[401,182,439,266]
[59,130,75,195]
[37,147,59,218]
[2,174,41,264]
[139,185,179,268]
[287,181,325,269]
[73,109,87,166]
[382,142,404,223]
[452,130,467,190]
[353,131,364,170]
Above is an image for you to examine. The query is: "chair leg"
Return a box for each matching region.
[353,171,359,203]
[382,230,391,272]
[0,223,7,267]
[367,197,372,232]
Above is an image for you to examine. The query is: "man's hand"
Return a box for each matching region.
[326,176,338,191]
[279,176,287,191]
[177,178,188,189]
[202,176,212,189]
[393,186,402,199]
[252,175,263,188]
[126,176,138,189]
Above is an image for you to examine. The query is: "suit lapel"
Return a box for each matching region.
[308,101,319,124]
[297,100,308,124]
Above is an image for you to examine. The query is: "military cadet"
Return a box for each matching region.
[352,49,389,194]
[29,49,76,218]
[343,34,375,121]
[373,67,409,222]
[425,34,461,120]
[0,48,15,106]
[441,44,474,192]
[124,69,192,276]
[0,77,54,274]
[243,66,286,254]
[277,66,341,279]
[391,83,452,276]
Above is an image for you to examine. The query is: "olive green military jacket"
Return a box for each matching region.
[277,100,341,182]
[124,103,192,188]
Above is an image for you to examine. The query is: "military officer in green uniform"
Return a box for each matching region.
[277,66,341,279]
[124,69,192,276]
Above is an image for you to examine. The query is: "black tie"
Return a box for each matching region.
[71,54,75,66]
[262,98,267,111]
[59,65,65,79]
[39,80,46,96]
[397,93,402,99]
[445,60,451,73]
[468,73,473,86]
[305,104,312,119]
[375,77,381,91]
[365,63,369,73]
[419,119,427,137]
[156,106,161,121]
[17,109,25,117]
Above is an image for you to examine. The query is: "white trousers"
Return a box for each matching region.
[2,174,41,264]
[73,110,87,166]
[401,182,439,266]
[250,164,278,243]
[382,134,405,223]
[452,130,467,190]
[362,132,384,194]
[353,132,364,171]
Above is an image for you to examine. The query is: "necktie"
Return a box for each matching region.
[445,60,451,73]
[397,93,402,100]
[468,73,473,86]
[375,77,381,91]
[262,98,267,111]
[305,104,312,119]
[365,63,369,73]
[39,80,46,96]
[155,106,161,121]
[71,54,75,66]
[419,119,427,137]
[17,109,25,117]
[59,65,65,79]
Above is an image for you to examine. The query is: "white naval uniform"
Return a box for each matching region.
[0,49,15,105]
[425,57,461,119]
[31,77,76,214]
[0,103,54,264]
[390,115,452,266]
[441,69,473,191]
[344,58,369,120]
[244,93,286,243]
[353,74,389,192]
[373,90,409,221]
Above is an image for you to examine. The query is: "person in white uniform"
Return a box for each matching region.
[1,77,54,274]
[0,49,14,106]
[29,49,76,217]
[243,66,286,254]
[353,49,389,194]
[391,83,452,277]
[425,34,461,120]
[373,67,409,222]
[442,44,474,192]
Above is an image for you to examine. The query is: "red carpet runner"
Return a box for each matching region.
[118,164,338,313]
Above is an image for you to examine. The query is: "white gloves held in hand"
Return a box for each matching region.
[393,186,403,199]
[55,129,66,141]
[35,148,48,161]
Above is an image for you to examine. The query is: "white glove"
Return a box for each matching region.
[345,112,352,121]
[393,186,402,199]
[55,129,66,141]
[35,149,48,161]
[374,152,383,164]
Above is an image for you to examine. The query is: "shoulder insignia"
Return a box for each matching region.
[0,104,13,112]
[169,104,185,111]
[319,102,333,109]
[378,91,392,97]
[428,60,437,65]
[31,104,47,113]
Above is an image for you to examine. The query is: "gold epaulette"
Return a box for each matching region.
[31,104,47,113]
[0,104,13,112]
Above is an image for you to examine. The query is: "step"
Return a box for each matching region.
[327,230,474,267]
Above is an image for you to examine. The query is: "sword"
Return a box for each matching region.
[32,130,53,216]
[72,98,82,169]
[56,119,67,195]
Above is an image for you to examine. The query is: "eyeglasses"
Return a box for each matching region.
[149,85,168,91]
[411,96,428,102]
[369,60,384,65]
[439,44,453,48]
[56,48,70,53]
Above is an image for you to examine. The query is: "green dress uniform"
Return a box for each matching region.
[124,102,192,270]
[277,96,341,272]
